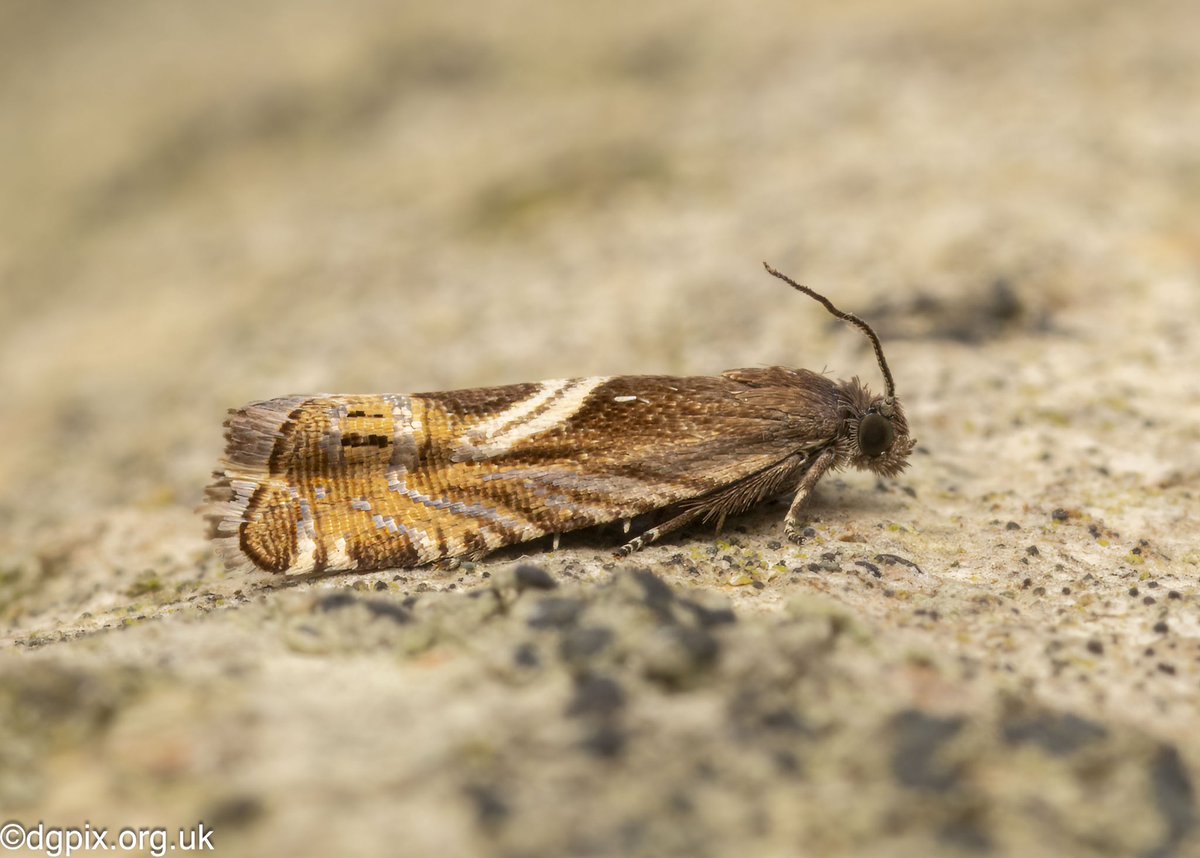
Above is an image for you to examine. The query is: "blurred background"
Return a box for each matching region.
[3,0,1196,526]
[2,0,1199,855]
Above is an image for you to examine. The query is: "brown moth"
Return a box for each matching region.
[203,264,915,575]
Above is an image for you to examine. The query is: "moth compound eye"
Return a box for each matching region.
[858,413,895,457]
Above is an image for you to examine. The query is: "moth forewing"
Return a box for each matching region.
[203,266,914,574]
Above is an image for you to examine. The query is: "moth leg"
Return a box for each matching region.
[616,506,708,557]
[784,447,838,543]
[618,451,812,556]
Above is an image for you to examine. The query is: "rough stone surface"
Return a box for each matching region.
[2,1,1199,856]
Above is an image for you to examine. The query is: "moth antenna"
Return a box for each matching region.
[762,262,896,403]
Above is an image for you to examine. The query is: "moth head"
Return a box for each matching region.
[850,393,915,477]
[762,262,916,476]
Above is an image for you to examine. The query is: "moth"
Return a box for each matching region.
[204,264,915,575]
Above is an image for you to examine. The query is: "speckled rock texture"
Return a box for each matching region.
[2,1,1198,856]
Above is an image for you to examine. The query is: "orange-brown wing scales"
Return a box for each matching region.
[204,370,835,574]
